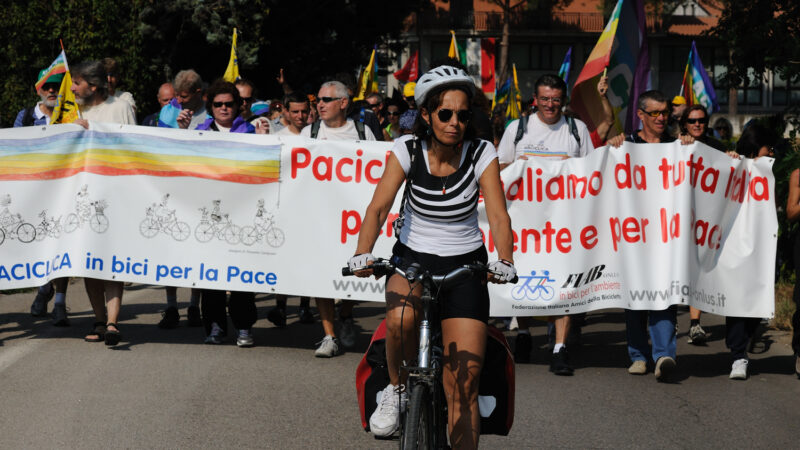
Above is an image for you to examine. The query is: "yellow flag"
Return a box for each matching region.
[223,28,240,83]
[354,48,377,101]
[51,69,80,124]
[448,30,460,61]
[505,64,521,120]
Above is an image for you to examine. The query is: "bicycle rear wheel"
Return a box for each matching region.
[401,384,433,450]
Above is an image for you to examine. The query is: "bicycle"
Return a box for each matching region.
[35,210,62,240]
[511,270,555,301]
[0,211,36,243]
[343,258,516,449]
[240,213,285,248]
[195,207,241,244]
[140,206,191,241]
[63,200,109,234]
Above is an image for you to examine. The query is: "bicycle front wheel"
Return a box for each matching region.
[401,385,433,450]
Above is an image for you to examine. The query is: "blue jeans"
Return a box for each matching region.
[625,306,677,363]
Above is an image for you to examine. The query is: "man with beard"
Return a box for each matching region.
[14,70,63,126]
[16,69,73,326]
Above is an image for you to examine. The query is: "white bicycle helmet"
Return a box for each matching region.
[414,65,476,106]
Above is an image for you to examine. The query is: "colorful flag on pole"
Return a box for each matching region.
[558,47,573,87]
[481,38,496,94]
[680,41,719,113]
[393,50,419,82]
[505,64,522,120]
[492,77,511,111]
[570,0,650,136]
[223,28,240,83]
[448,30,460,62]
[354,46,378,101]
[35,52,68,91]
[50,52,80,124]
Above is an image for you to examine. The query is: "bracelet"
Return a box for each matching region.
[499,259,514,266]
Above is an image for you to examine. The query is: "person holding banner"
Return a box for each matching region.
[348,65,515,444]
[301,80,377,357]
[192,79,264,347]
[725,123,775,379]
[607,90,681,380]
[496,74,594,376]
[14,68,73,326]
[70,60,137,345]
[679,105,726,152]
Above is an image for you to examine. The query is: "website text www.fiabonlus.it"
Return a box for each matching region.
[629,281,725,307]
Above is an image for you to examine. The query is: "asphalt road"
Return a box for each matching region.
[0,283,797,449]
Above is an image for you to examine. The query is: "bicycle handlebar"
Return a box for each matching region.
[342,258,518,286]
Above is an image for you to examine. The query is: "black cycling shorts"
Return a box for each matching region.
[390,241,490,323]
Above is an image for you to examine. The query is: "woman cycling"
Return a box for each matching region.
[347,65,516,448]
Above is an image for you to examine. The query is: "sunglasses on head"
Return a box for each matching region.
[436,108,472,123]
[640,109,669,118]
[319,97,342,103]
[213,101,236,108]
[686,117,708,125]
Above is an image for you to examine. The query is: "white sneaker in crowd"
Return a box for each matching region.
[730,358,748,380]
[314,335,340,358]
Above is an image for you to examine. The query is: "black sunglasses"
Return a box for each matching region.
[685,118,708,125]
[213,101,236,108]
[319,97,342,103]
[436,108,471,123]
[387,111,400,116]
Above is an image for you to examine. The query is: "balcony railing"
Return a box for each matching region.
[415,10,663,33]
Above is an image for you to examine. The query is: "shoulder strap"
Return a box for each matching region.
[354,120,366,140]
[310,120,321,138]
[513,116,528,146]
[22,106,36,127]
[567,116,581,147]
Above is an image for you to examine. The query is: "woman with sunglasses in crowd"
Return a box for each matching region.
[347,65,516,448]
[679,104,726,152]
[192,80,266,347]
[382,102,402,141]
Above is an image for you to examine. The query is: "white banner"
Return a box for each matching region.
[0,124,776,318]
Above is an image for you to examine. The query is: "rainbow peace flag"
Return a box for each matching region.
[35,51,68,91]
[681,41,719,113]
[0,131,280,185]
[570,0,649,136]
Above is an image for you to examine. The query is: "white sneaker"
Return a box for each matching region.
[730,358,748,380]
[236,329,254,347]
[314,335,340,358]
[370,384,406,437]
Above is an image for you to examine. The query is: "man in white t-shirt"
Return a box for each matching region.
[300,80,375,357]
[497,74,594,376]
[497,75,593,168]
[300,80,376,141]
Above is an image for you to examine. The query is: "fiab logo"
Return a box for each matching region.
[511,269,556,301]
